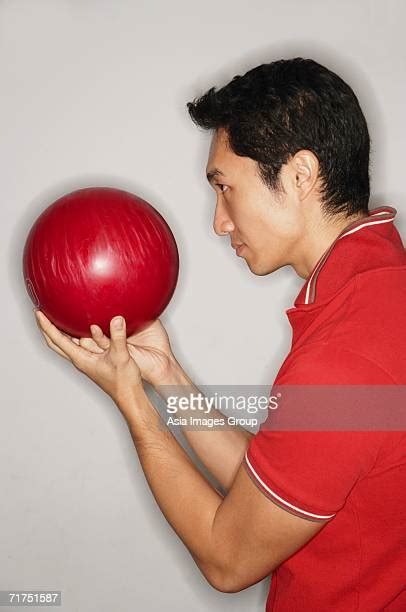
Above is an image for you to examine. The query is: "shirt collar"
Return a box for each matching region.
[291,205,402,309]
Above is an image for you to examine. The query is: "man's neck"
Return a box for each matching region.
[294,210,369,280]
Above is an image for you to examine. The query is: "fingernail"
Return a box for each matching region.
[112,316,124,330]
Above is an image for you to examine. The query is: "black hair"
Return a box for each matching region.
[187,57,370,218]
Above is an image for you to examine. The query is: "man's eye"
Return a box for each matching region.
[216,183,229,193]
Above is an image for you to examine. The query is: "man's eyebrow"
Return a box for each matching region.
[206,168,225,183]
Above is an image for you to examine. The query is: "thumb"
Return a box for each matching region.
[109,316,128,356]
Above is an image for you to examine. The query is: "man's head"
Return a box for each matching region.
[187,58,370,277]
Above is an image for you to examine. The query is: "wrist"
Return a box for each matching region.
[114,381,147,420]
[154,355,192,390]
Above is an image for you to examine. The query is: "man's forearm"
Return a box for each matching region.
[121,384,234,589]
[155,358,253,490]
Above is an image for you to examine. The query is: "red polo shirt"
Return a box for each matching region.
[244,206,406,611]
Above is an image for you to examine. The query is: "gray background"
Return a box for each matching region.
[1,1,405,610]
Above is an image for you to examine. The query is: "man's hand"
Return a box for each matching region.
[35,311,142,414]
[73,319,176,386]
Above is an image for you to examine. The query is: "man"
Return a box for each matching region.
[36,58,406,610]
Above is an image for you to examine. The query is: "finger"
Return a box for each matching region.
[79,336,104,354]
[109,316,128,358]
[35,310,90,364]
[90,324,110,350]
[40,329,71,361]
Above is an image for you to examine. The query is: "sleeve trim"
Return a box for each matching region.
[244,451,336,521]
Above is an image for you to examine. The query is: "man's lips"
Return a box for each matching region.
[232,242,246,256]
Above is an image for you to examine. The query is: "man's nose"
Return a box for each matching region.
[213,201,235,236]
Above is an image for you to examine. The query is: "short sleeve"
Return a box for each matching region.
[244,343,393,522]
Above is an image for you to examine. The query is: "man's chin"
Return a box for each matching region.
[245,256,284,276]
[245,259,269,276]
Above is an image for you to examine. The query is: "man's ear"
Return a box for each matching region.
[290,149,320,201]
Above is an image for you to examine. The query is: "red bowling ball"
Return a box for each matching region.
[23,187,179,338]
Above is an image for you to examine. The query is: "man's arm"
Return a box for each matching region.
[79,320,253,490]
[36,311,327,593]
[156,357,253,491]
[124,384,326,592]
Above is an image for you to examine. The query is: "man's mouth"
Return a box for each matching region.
[232,243,246,256]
